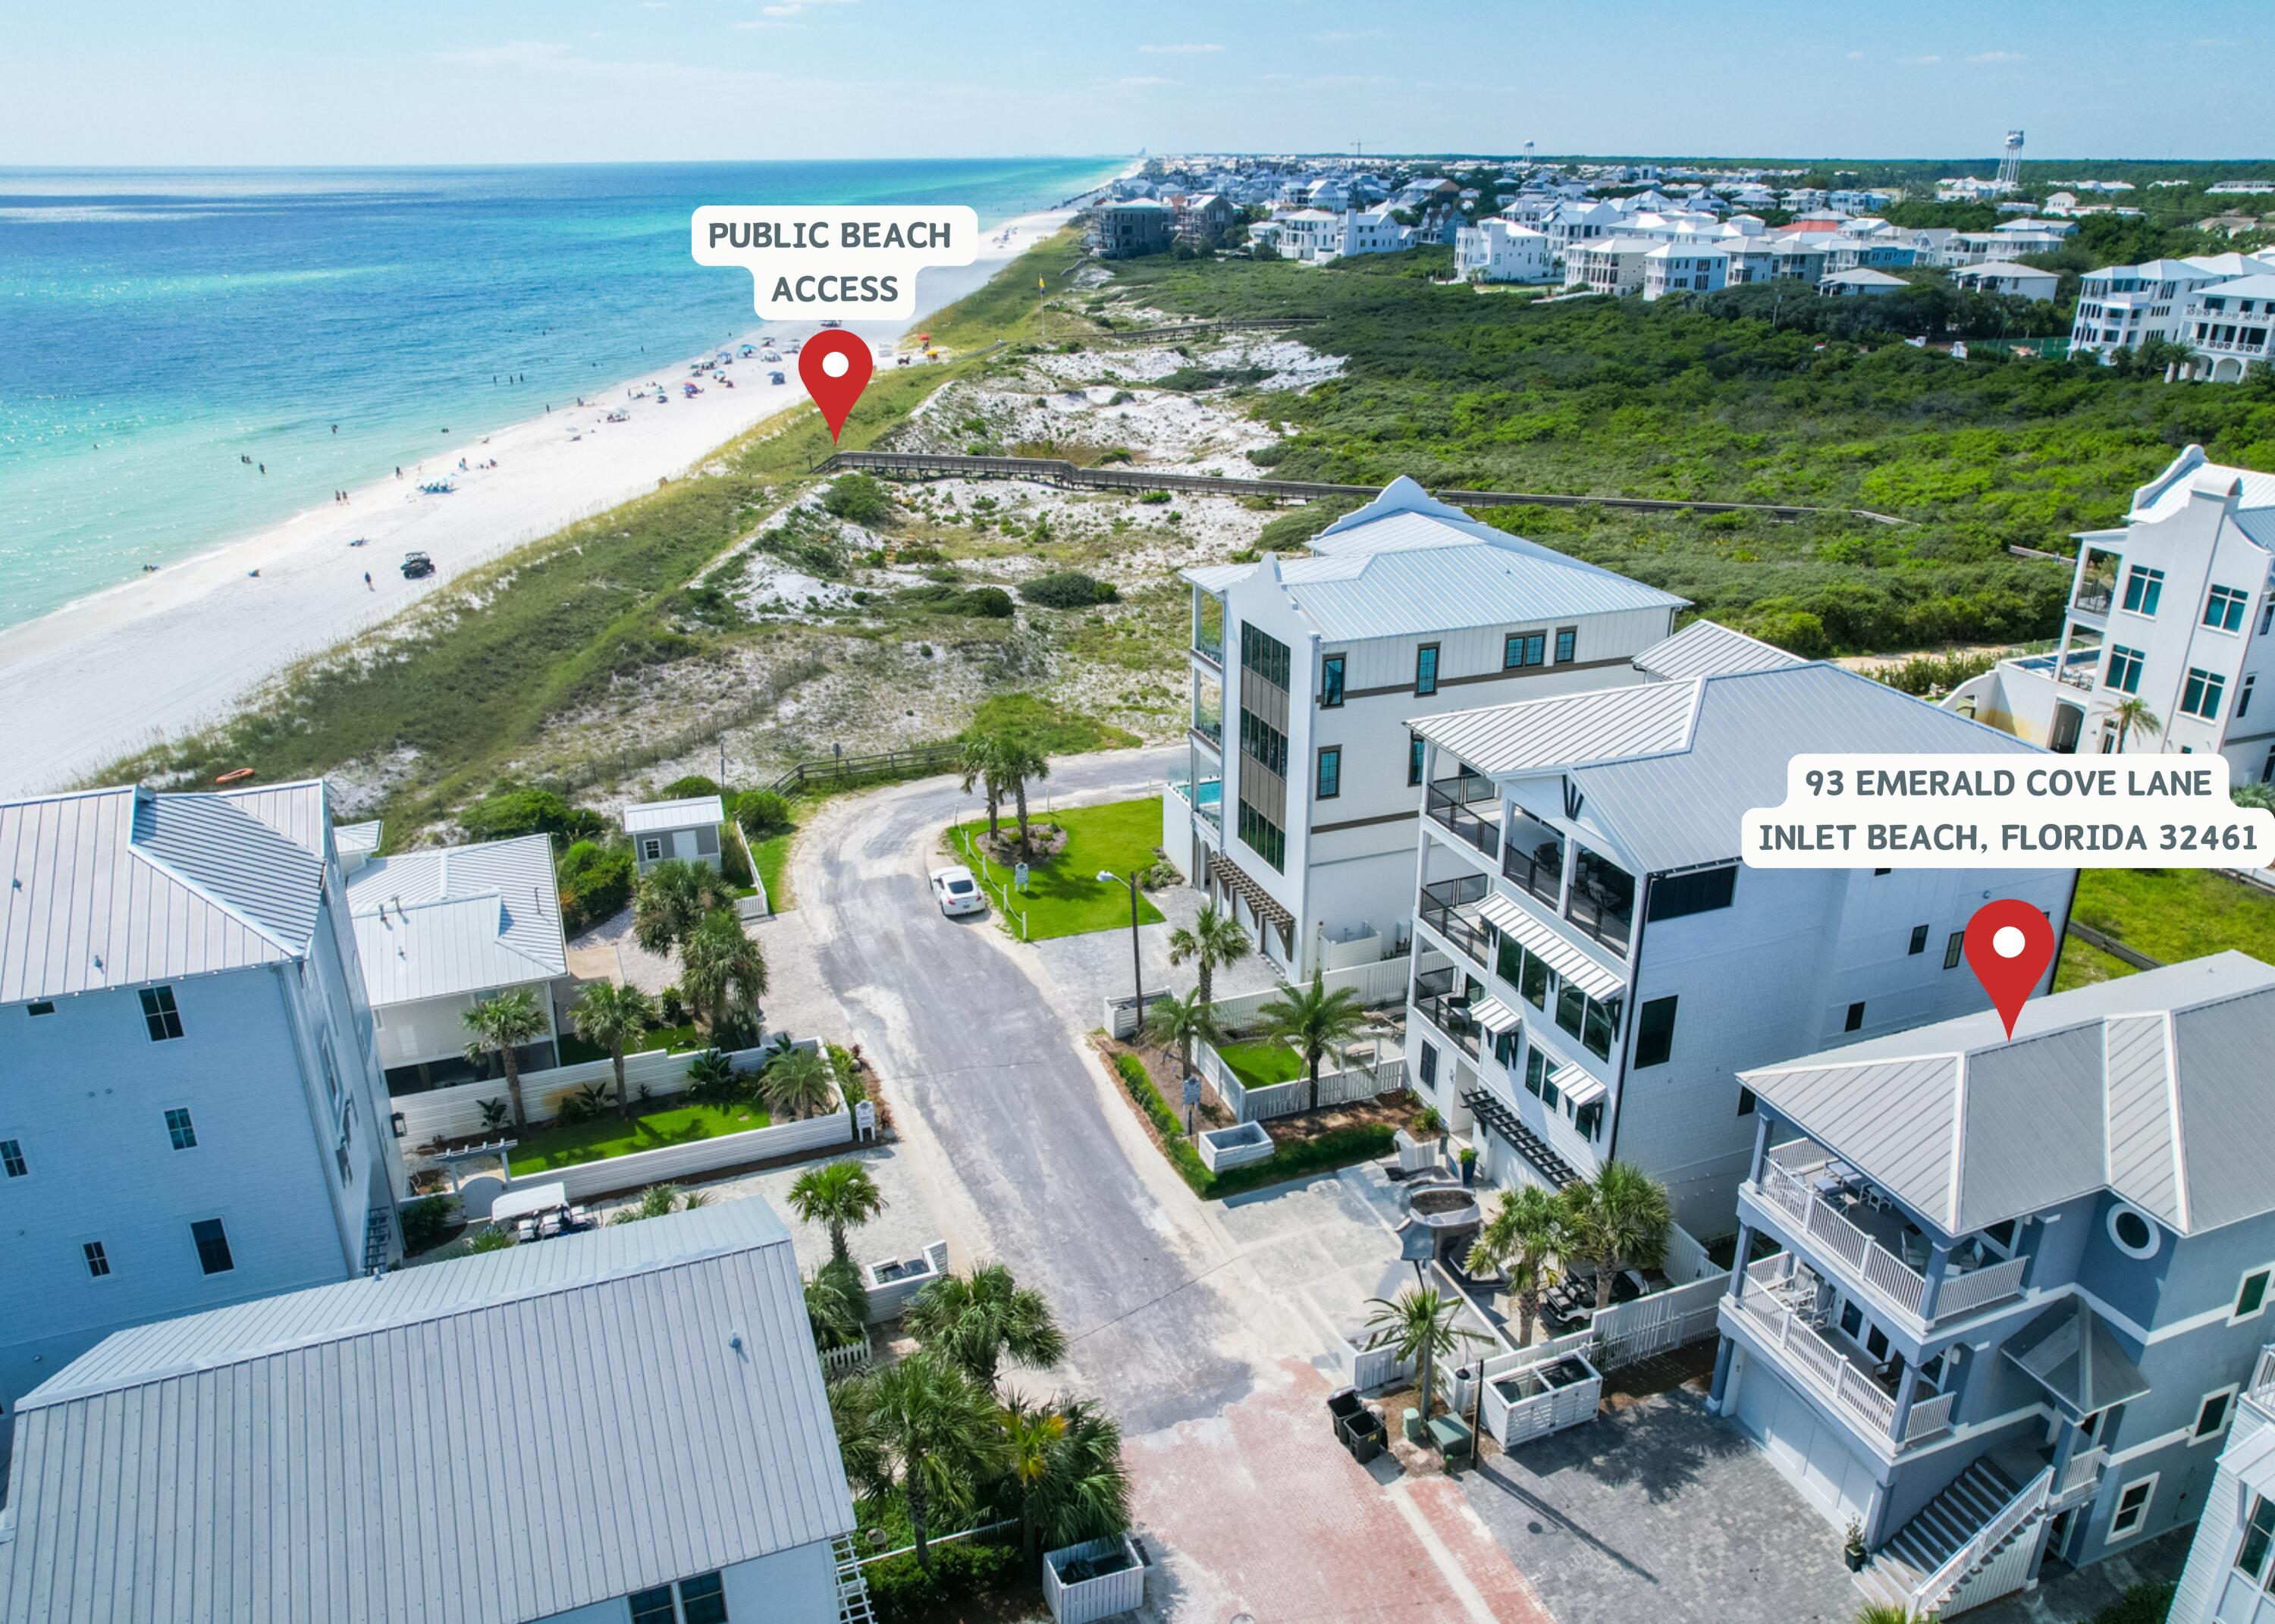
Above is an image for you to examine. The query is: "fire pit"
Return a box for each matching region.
[1403,1177,1482,1237]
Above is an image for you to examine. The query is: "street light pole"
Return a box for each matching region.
[1097,869,1144,1025]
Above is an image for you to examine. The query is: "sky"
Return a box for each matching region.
[5,0,2270,167]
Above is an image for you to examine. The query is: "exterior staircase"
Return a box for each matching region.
[1856,1459,2046,1617]
[832,1532,876,1624]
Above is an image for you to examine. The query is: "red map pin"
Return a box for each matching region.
[1963,899,2057,1039]
[798,330,874,442]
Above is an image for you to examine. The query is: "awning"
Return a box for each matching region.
[1461,1088,1582,1188]
[1477,893,1627,1002]
[1550,1063,1605,1108]
[1471,997,1522,1036]
[491,1182,570,1223]
[2000,1300,2150,1422]
[1206,849,1294,952]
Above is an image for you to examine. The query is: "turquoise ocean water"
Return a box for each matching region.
[0,158,1121,628]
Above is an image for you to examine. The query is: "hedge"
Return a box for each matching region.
[861,1535,1020,1623]
[1109,1052,1395,1199]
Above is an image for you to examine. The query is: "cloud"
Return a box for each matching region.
[1898,53,1941,64]
[1116,75,1178,86]
[1138,42,1222,54]
[1845,49,1864,60]
[1968,49,2025,62]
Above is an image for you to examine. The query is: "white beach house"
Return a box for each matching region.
[0,780,403,1447]
[0,1199,863,1624]
[343,828,572,1094]
[1403,656,2074,1237]
[2182,274,2275,381]
[1163,478,1684,983]
[1948,447,2275,777]
[1953,261,2060,303]
[1454,219,1553,284]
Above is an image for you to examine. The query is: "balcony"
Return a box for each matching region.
[1169,768,1223,834]
[2072,585,2113,616]
[1413,965,1482,1058]
[1502,814,1564,907]
[1189,714,1224,751]
[1565,851,1633,959]
[1418,873,1492,968]
[1746,1153,2029,1330]
[1725,1256,1956,1453]
[2010,646,2099,694]
[1426,775,1502,863]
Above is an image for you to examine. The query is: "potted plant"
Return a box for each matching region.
[1459,1146,1479,1187]
[1416,1105,1446,1154]
[1843,1518,1868,1572]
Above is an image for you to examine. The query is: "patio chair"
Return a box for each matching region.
[514,1218,537,1243]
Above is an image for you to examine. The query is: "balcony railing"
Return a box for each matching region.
[1413,966,1482,1058]
[2073,585,2113,616]
[1502,840,1561,906]
[1729,1259,1957,1451]
[1749,1160,2028,1326]
[1564,885,1632,958]
[1426,779,1501,862]
[2051,1445,2107,1511]
[1419,873,1492,967]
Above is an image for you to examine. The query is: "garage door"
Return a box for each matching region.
[1731,1353,1873,1530]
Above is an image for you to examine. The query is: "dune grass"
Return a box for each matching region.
[2064,867,2275,982]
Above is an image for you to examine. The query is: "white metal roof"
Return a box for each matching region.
[1550,1062,1605,1107]
[1742,953,2275,1239]
[1821,268,1908,287]
[1416,680,1700,779]
[1471,995,1521,1035]
[334,819,384,857]
[0,1199,855,1624]
[1476,892,1627,1002]
[0,780,331,1006]
[346,833,567,1006]
[1632,619,1800,682]
[2126,444,2275,530]
[623,795,726,835]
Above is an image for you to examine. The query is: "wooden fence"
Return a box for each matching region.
[764,741,962,798]
[817,450,1903,524]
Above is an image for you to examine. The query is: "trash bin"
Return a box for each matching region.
[1326,1387,1363,1428]
[1340,1409,1385,1464]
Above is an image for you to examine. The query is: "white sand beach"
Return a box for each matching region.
[0,208,1076,795]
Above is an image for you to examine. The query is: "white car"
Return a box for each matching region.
[930,864,987,917]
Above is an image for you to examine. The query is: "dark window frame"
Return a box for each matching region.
[1944,930,1966,970]
[1321,652,1346,708]
[140,985,184,1042]
[1415,643,1440,698]
[165,1108,197,1151]
[84,1240,111,1278]
[1908,924,1929,956]
[0,1138,25,1177]
[1316,745,1341,800]
[191,1218,235,1277]
[1502,631,1545,669]
[1554,625,1577,663]
[1407,735,1426,787]
[1844,1001,1866,1033]
[1634,995,1678,1068]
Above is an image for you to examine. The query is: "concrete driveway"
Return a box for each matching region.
[774,748,1553,1622]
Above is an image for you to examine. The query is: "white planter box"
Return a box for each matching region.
[1393,1128,1440,1174]
[864,1240,949,1322]
[1043,1535,1147,1624]
[1197,1121,1273,1172]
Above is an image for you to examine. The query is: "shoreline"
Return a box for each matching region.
[0,204,1089,795]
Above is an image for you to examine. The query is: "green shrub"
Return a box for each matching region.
[735,789,793,836]
[399,1195,460,1255]
[557,840,635,934]
[1112,1052,1212,1194]
[960,586,1015,618]
[465,1227,515,1253]
[1137,490,1172,506]
[719,826,754,887]
[822,472,893,525]
[1020,570,1120,609]
[861,1536,1020,1623]
[460,786,605,846]
[660,775,722,799]
[684,1049,745,1105]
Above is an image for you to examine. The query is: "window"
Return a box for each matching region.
[1844,1001,1865,1033]
[1520,951,1551,1010]
[642,836,663,861]
[630,1590,678,1624]
[2193,1387,2238,1443]
[27,1000,53,1016]
[165,1108,196,1151]
[1239,623,1291,688]
[2205,584,2250,632]
[1944,930,1966,970]
[1315,747,1341,800]
[1737,1086,1758,1117]
[0,1139,24,1178]
[675,1572,728,1624]
[1555,626,1577,664]
[1238,710,1288,776]
[1415,644,1439,697]
[191,1218,234,1276]
[2107,645,2145,693]
[2108,1202,2160,1259]
[1647,864,1735,920]
[1634,996,1678,1068]
[2261,597,2274,636]
[1504,632,1545,669]
[140,985,184,1042]
[1839,1300,1863,1340]
[1492,1027,1517,1067]
[84,1241,111,1278]
[1908,924,1929,956]
[2237,1495,2275,1587]
[2109,1475,2157,1541]
[1523,1048,1547,1097]
[1576,1100,1603,1139]
[2181,666,2226,720]
[1408,735,1426,787]
[2242,674,2258,720]
[1418,1042,1439,1089]
[1321,653,1345,708]
[1235,800,1285,872]
[2235,1265,2272,1322]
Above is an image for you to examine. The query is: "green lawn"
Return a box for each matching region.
[752,826,796,911]
[506,1101,770,1177]
[2066,867,2275,980]
[1219,1039,1301,1089]
[950,797,1167,941]
[2054,939,2137,992]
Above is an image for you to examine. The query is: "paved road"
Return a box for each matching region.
[777,748,1552,1622]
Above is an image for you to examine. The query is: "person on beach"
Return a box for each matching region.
[364,572,372,590]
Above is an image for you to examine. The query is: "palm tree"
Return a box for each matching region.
[1853,1607,1916,1624]
[1167,901,1250,1009]
[1360,1287,1482,1425]
[957,729,1009,839]
[571,980,657,1119]
[2110,695,2162,752]
[995,731,1051,852]
[1257,971,1369,1111]
[1142,986,1220,1089]
[679,911,767,1033]
[1003,1396,1129,1565]
[905,1262,1067,1390]
[836,1353,1007,1577]
[760,1046,838,1120]
[804,1256,869,1353]
[1467,1184,1567,1346]
[609,1181,707,1224]
[632,859,728,957]
[1563,1161,1673,1314]
[788,1160,886,1265]
[463,988,547,1130]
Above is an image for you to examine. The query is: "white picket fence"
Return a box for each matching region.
[394,1041,794,1146]
[1447,1268,1731,1416]
[1198,1038,1409,1124]
[819,1339,874,1380]
[1207,954,1411,1031]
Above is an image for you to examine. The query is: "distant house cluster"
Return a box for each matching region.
[2067,253,2275,381]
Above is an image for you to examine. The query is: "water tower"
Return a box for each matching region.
[1996,130,2024,193]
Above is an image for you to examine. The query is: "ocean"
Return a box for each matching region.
[0,158,1122,629]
